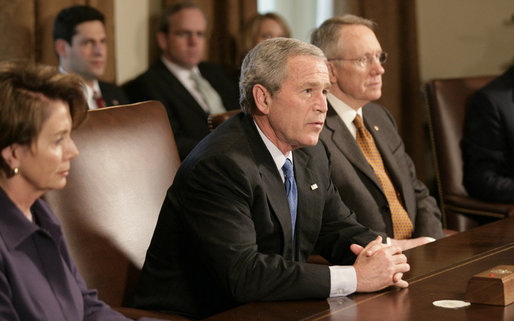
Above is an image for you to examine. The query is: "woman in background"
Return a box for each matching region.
[237,12,291,67]
[0,62,141,321]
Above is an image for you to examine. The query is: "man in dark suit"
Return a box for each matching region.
[311,15,444,249]
[123,1,239,160]
[53,5,128,109]
[462,65,514,203]
[133,38,410,319]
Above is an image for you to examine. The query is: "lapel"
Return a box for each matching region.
[324,104,382,190]
[98,81,120,106]
[155,60,208,119]
[244,118,294,254]
[293,148,324,258]
[98,82,112,106]
[363,106,409,205]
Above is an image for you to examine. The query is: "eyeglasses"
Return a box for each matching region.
[328,52,388,69]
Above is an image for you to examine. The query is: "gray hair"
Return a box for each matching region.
[311,14,375,59]
[239,37,326,114]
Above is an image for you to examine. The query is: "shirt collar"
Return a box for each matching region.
[327,93,363,139]
[59,65,100,109]
[0,188,61,251]
[161,55,200,83]
[253,120,292,182]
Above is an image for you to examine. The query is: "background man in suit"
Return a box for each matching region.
[124,1,239,160]
[311,15,444,249]
[53,5,128,109]
[133,38,410,319]
[462,65,514,203]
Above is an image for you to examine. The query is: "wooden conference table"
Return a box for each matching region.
[205,217,514,321]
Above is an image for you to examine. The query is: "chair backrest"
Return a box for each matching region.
[425,76,495,199]
[44,101,180,307]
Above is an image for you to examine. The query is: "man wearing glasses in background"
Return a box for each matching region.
[311,15,445,250]
[123,1,239,160]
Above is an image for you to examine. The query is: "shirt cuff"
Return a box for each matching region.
[328,265,357,297]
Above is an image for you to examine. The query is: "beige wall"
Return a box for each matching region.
[114,0,160,85]
[416,0,513,82]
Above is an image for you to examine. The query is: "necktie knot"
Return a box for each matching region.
[353,114,365,131]
[189,71,202,85]
[282,158,294,180]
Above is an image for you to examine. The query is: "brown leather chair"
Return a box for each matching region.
[425,76,514,231]
[44,101,187,320]
[208,109,240,131]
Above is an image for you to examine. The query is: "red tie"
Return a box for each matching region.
[94,91,105,108]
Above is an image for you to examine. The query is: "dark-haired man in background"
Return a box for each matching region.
[54,5,127,109]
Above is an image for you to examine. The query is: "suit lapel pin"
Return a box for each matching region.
[374,125,379,131]
[311,184,318,190]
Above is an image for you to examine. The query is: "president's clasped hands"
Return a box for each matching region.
[351,236,410,292]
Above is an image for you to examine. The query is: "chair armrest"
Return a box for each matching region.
[444,194,514,217]
[443,229,458,237]
[115,307,190,321]
[208,110,240,131]
[307,254,330,265]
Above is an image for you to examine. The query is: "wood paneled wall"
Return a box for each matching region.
[1,0,256,82]
[0,0,116,82]
[163,0,257,70]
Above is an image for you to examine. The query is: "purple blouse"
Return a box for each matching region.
[0,188,132,321]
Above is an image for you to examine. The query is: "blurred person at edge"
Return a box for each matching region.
[0,62,158,321]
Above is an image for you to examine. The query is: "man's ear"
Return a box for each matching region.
[156,32,167,52]
[327,61,338,84]
[54,39,69,59]
[252,84,272,115]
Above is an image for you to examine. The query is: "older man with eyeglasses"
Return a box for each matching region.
[311,15,445,250]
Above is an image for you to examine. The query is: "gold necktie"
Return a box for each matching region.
[353,114,413,239]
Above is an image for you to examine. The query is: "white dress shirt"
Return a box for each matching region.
[327,93,363,139]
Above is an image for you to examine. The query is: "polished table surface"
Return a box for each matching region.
[204,217,514,321]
